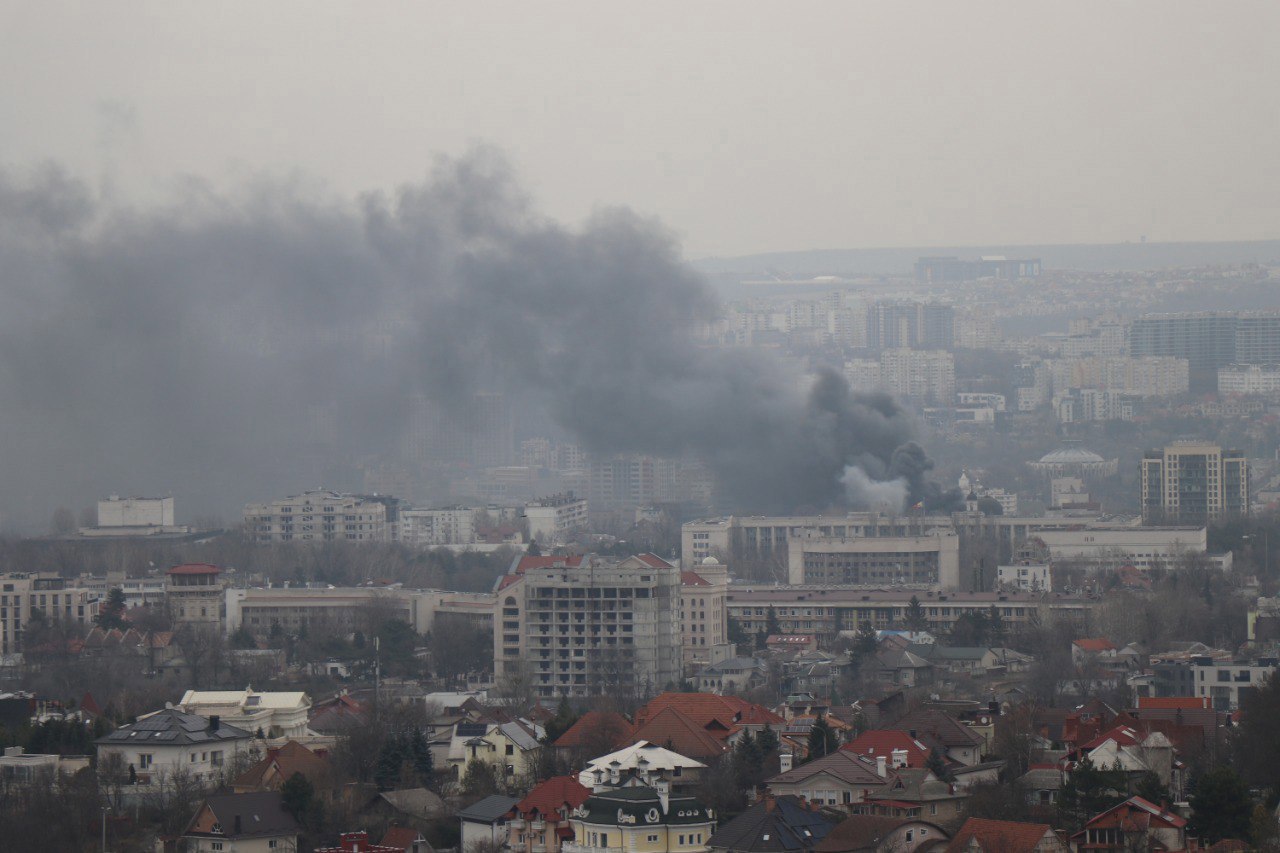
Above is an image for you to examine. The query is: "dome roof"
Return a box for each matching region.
[701,556,719,566]
[1038,446,1106,465]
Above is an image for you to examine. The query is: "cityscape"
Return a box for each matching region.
[1,4,1279,853]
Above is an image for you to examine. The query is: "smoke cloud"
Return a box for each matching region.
[0,152,940,530]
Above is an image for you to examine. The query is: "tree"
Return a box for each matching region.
[1058,756,1126,830]
[904,596,928,632]
[1235,672,1280,788]
[949,611,991,647]
[1133,770,1170,807]
[461,758,500,796]
[374,737,405,791]
[756,725,779,756]
[410,728,434,786]
[281,771,316,823]
[805,717,839,763]
[526,540,541,557]
[51,506,77,536]
[925,747,953,782]
[95,588,128,630]
[853,623,878,656]
[1188,766,1252,844]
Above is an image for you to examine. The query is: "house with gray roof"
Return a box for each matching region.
[96,708,252,788]
[182,790,299,852]
[460,793,520,851]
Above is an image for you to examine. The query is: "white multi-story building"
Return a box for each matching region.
[997,562,1051,592]
[1035,526,1209,571]
[0,573,100,654]
[681,559,728,675]
[243,489,391,543]
[1190,657,1279,710]
[786,529,961,589]
[1050,356,1189,397]
[495,554,682,699]
[98,495,175,527]
[400,506,479,547]
[1218,364,1280,394]
[174,689,311,740]
[956,393,1007,412]
[225,585,494,636]
[523,493,588,544]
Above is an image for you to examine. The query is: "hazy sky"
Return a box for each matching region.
[2,2,1278,257]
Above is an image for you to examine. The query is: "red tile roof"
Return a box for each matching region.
[379,826,423,851]
[840,730,931,768]
[635,553,675,569]
[630,707,730,760]
[1136,696,1210,711]
[634,692,783,731]
[944,818,1055,853]
[513,775,592,820]
[1073,638,1116,652]
[553,711,634,750]
[167,562,221,575]
[681,571,711,586]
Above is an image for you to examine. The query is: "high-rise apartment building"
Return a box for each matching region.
[1131,312,1280,390]
[1141,442,1249,523]
[495,554,682,699]
[866,302,954,350]
[878,349,956,405]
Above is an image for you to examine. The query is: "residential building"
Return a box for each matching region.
[1033,525,1210,571]
[1049,356,1189,397]
[0,746,91,784]
[0,572,100,654]
[944,817,1066,853]
[1068,797,1188,853]
[565,786,716,853]
[578,741,707,791]
[1189,655,1278,710]
[96,709,252,787]
[243,489,392,543]
[495,554,683,700]
[708,794,835,853]
[765,750,890,809]
[460,795,522,852]
[316,831,414,853]
[167,563,228,628]
[174,689,312,740]
[505,776,594,853]
[1141,442,1249,522]
[448,719,545,783]
[727,589,1092,638]
[866,301,955,350]
[878,349,956,405]
[816,815,949,853]
[786,530,961,589]
[524,493,589,544]
[696,655,765,695]
[914,256,1041,283]
[681,560,729,674]
[399,505,480,547]
[231,740,330,793]
[1218,363,1280,394]
[997,562,1050,592]
[182,791,300,853]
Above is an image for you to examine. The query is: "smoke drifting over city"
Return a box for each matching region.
[0,153,945,527]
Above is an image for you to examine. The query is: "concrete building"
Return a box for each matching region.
[1141,442,1249,523]
[98,495,174,527]
[0,573,100,654]
[1131,311,1280,390]
[1189,655,1278,710]
[878,349,956,405]
[494,554,682,700]
[727,588,1092,637]
[1218,364,1280,394]
[225,586,494,636]
[565,786,715,853]
[1034,526,1209,571]
[0,747,91,784]
[400,506,479,547]
[96,709,252,788]
[866,302,954,350]
[914,256,1041,282]
[681,559,729,675]
[786,530,961,589]
[1049,356,1189,398]
[167,564,228,628]
[243,489,392,543]
[997,562,1051,592]
[524,493,589,544]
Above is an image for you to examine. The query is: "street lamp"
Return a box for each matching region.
[101,804,111,853]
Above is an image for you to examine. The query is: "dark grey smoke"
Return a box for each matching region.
[0,153,934,529]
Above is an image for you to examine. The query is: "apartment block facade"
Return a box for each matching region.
[243,489,391,543]
[0,573,101,654]
[1141,442,1248,523]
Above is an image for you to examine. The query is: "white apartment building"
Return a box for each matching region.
[956,393,1007,412]
[786,530,961,589]
[243,489,390,543]
[1218,364,1280,394]
[878,348,956,405]
[98,495,175,527]
[1190,656,1279,710]
[523,493,589,544]
[997,562,1051,592]
[495,554,682,699]
[681,559,728,675]
[400,506,479,547]
[1050,356,1189,397]
[0,573,100,654]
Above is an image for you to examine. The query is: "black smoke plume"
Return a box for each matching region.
[0,153,939,529]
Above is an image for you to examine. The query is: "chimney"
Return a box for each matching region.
[208,715,220,732]
[908,729,917,739]
[876,755,887,777]
[779,753,793,773]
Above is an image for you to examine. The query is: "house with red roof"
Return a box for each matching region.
[504,775,593,853]
[1072,639,1118,666]
[631,707,731,761]
[552,711,635,758]
[945,817,1066,853]
[1069,796,1189,852]
[841,730,932,771]
[315,830,405,852]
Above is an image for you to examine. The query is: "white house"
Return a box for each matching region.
[95,709,252,787]
[175,688,312,739]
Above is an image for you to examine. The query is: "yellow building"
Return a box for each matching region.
[565,786,715,853]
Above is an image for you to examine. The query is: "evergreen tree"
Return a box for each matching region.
[1188,767,1251,843]
[1058,756,1126,829]
[1133,770,1170,806]
[281,771,315,822]
[853,623,878,656]
[756,725,779,756]
[461,758,500,796]
[410,728,434,786]
[96,588,128,630]
[925,747,953,782]
[805,717,839,763]
[374,736,405,791]
[904,596,928,632]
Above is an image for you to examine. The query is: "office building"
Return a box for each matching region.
[786,530,961,589]
[524,493,589,544]
[225,586,494,636]
[1141,442,1249,523]
[243,489,392,543]
[494,554,682,699]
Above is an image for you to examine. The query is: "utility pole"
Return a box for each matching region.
[374,635,381,705]
[101,804,110,853]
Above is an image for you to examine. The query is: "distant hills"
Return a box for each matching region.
[690,239,1280,278]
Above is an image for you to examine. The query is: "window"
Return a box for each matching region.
[648,835,659,843]
[212,844,224,852]
[211,751,223,766]
[929,804,937,816]
[679,836,686,846]
[269,842,279,850]
[138,754,153,768]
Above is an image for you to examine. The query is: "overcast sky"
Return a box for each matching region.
[2,2,1277,258]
